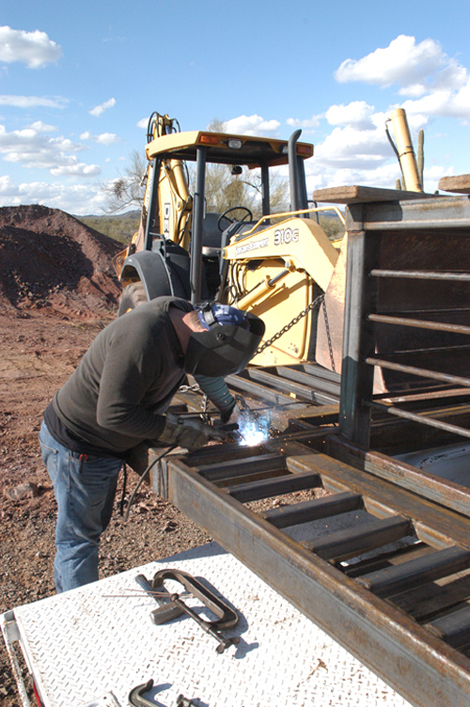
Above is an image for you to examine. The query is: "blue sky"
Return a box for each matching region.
[1,0,470,214]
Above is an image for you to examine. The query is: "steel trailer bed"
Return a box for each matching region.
[156,192,470,707]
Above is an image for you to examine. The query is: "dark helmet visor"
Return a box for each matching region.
[184,311,265,377]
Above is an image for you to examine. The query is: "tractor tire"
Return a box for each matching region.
[118,282,148,316]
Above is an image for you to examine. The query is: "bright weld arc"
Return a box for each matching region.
[237,412,272,447]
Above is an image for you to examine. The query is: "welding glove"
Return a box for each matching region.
[227,403,242,425]
[159,413,225,452]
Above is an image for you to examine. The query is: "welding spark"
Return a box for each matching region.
[237,411,271,447]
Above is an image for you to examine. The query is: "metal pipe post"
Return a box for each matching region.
[339,228,379,446]
[190,146,207,304]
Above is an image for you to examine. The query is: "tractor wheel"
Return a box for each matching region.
[118,282,148,316]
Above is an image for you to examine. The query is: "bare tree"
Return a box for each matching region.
[105,149,147,213]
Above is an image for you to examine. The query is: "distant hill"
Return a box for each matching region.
[77,211,140,244]
[76,208,345,244]
[78,210,141,220]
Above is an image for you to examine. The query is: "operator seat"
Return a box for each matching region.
[202,213,223,257]
[202,211,258,256]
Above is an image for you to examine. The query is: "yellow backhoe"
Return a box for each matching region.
[114,108,423,375]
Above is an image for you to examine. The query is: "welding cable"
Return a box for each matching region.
[119,465,128,516]
[124,444,177,522]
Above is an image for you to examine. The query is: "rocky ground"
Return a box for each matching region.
[0,207,211,705]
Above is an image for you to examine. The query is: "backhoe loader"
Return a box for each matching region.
[114,111,343,369]
[114,108,424,379]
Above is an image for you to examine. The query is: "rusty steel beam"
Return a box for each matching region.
[366,356,470,389]
[368,313,470,337]
[284,445,470,549]
[346,195,470,231]
[226,470,322,503]
[262,491,363,528]
[164,441,470,707]
[246,367,339,403]
[368,400,470,440]
[304,515,413,561]
[276,365,341,398]
[225,373,299,405]
[357,546,470,598]
[371,269,470,282]
[327,436,470,519]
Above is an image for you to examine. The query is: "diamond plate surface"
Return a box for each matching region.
[11,543,411,707]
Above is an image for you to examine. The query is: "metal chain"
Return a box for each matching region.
[255,294,324,355]
[200,393,210,423]
[177,383,211,422]
[322,296,336,373]
[178,383,201,393]
[178,293,328,394]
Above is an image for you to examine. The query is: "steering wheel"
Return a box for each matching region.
[217,206,253,232]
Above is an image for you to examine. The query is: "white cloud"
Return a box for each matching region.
[302,105,450,195]
[325,101,375,130]
[95,133,120,145]
[50,163,101,177]
[314,124,391,168]
[0,25,62,68]
[306,161,403,192]
[28,120,58,133]
[286,115,321,130]
[137,117,149,129]
[0,95,66,108]
[332,36,470,123]
[401,76,470,120]
[223,114,281,136]
[0,174,18,195]
[89,98,116,117]
[335,35,468,99]
[0,179,109,214]
[0,123,103,177]
[80,131,121,145]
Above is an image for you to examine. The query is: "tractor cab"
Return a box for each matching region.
[117,117,314,307]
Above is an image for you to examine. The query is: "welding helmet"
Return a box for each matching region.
[184,303,265,377]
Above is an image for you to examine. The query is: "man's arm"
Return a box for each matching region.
[95,330,168,440]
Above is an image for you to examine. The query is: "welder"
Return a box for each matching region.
[39,296,264,593]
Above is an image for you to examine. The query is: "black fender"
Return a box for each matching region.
[120,241,194,301]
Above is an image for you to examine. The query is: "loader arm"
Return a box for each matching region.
[221,215,339,366]
[223,216,338,293]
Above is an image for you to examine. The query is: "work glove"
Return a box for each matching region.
[159,413,225,452]
[227,403,242,425]
[222,395,252,425]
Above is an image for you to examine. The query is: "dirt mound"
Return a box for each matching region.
[0,205,123,319]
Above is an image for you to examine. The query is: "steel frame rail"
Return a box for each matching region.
[160,436,470,707]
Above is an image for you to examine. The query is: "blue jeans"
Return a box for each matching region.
[39,421,123,593]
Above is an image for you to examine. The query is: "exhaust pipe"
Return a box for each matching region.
[388,109,423,192]
[288,130,309,213]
